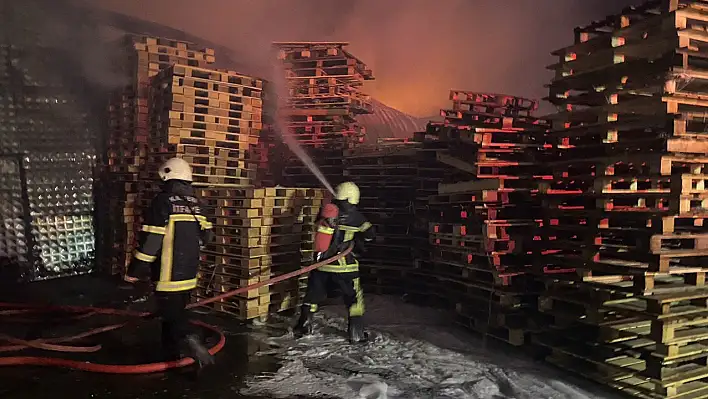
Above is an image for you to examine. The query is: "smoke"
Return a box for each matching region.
[6,0,128,90]
[88,0,638,116]
[267,50,336,194]
[3,0,132,142]
[4,0,641,117]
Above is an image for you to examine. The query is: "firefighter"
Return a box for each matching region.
[123,157,216,366]
[294,181,375,343]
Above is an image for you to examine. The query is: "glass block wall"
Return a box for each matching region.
[0,3,100,281]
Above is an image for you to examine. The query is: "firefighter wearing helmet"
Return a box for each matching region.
[294,181,375,343]
[123,157,216,366]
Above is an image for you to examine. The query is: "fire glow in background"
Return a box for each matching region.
[90,0,636,116]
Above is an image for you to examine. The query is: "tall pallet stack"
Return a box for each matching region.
[411,128,474,304]
[424,91,548,345]
[141,62,280,320]
[343,139,421,295]
[141,64,263,186]
[535,1,708,397]
[101,35,216,275]
[139,58,325,321]
[193,187,324,320]
[273,42,374,188]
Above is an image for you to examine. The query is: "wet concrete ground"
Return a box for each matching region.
[0,275,305,399]
[0,275,621,399]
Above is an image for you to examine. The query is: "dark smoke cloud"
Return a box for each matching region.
[88,0,637,116]
[8,0,128,90]
[3,0,132,140]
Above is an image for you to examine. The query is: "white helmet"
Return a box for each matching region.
[335,181,360,205]
[158,157,193,182]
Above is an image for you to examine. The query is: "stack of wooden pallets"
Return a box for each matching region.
[193,187,324,320]
[141,64,263,187]
[251,127,280,187]
[136,56,315,321]
[101,35,325,321]
[342,139,421,296]
[534,1,708,397]
[423,91,549,345]
[102,35,215,275]
[272,42,374,188]
[411,128,475,306]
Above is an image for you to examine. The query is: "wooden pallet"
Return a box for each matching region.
[454,313,528,346]
[429,233,520,253]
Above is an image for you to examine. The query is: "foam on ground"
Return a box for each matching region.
[241,295,621,399]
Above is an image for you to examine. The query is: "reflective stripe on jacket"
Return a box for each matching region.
[318,205,374,273]
[128,181,213,292]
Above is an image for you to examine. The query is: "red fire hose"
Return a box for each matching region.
[0,245,353,374]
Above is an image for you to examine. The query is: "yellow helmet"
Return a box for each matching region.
[158,157,193,182]
[335,181,360,205]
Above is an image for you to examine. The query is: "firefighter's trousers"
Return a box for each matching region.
[302,270,364,316]
[156,291,191,357]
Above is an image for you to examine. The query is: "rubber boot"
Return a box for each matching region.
[348,316,368,344]
[293,306,315,338]
[183,335,215,367]
[161,324,181,362]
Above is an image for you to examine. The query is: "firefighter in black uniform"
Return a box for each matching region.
[123,157,215,366]
[294,181,375,343]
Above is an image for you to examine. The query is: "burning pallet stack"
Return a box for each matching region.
[535,1,708,397]
[272,42,374,188]
[102,35,215,275]
[343,138,421,295]
[194,187,324,320]
[423,91,548,345]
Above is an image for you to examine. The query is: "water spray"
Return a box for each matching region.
[268,52,335,195]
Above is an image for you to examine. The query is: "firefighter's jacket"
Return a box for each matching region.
[318,201,374,273]
[127,180,214,292]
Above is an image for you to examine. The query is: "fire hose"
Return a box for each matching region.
[0,244,353,374]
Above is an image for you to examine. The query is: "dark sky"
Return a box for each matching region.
[89,0,637,116]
